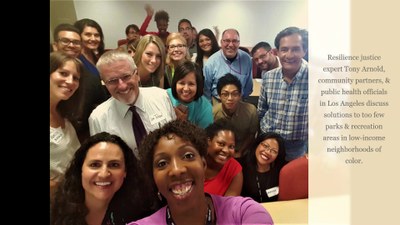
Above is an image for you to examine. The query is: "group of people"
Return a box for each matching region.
[50,3,308,225]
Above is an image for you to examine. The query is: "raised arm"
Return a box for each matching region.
[139,4,154,36]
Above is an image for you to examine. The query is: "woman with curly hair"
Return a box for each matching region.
[129,120,273,225]
[50,132,158,225]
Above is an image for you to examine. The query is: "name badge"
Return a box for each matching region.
[266,186,279,198]
[50,128,64,144]
[149,113,166,125]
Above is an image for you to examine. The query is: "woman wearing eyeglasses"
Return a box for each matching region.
[238,132,287,203]
[164,33,191,89]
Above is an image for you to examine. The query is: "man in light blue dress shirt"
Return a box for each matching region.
[203,29,253,104]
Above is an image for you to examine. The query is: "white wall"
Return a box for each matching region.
[73,0,307,49]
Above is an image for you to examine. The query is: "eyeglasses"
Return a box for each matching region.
[58,38,81,46]
[253,53,268,62]
[259,142,278,155]
[168,44,186,50]
[104,70,136,86]
[179,27,192,32]
[220,91,240,99]
[222,39,240,45]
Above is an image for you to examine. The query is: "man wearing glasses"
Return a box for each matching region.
[52,23,109,142]
[203,29,253,105]
[178,19,197,59]
[213,74,259,158]
[251,42,281,78]
[89,50,176,158]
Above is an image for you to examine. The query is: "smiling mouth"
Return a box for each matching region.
[95,181,111,186]
[170,181,193,199]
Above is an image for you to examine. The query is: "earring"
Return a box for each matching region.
[157,192,163,201]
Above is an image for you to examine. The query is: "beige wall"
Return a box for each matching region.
[50,0,77,42]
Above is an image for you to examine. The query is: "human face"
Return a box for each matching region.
[128,48,135,59]
[167,39,187,62]
[220,30,240,58]
[220,84,241,114]
[198,34,212,53]
[82,142,126,205]
[100,60,139,105]
[277,33,306,77]
[156,19,168,35]
[255,138,279,167]
[50,60,80,102]
[153,135,206,207]
[178,22,193,44]
[127,28,140,42]
[81,26,101,51]
[207,130,235,166]
[53,31,82,58]
[140,43,162,74]
[176,72,197,103]
[252,47,274,71]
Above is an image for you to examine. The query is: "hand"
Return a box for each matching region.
[144,4,154,17]
[174,107,188,121]
[213,26,220,41]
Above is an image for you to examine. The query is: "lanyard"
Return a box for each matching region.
[222,51,242,75]
[166,204,212,225]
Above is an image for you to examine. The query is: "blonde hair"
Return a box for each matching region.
[165,32,191,66]
[134,35,166,87]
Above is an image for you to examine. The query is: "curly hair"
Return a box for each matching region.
[205,119,237,142]
[50,132,157,225]
[139,120,208,201]
[154,10,169,23]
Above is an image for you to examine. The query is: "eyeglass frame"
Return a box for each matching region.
[103,70,137,86]
[58,38,82,46]
[252,50,272,62]
[259,142,278,155]
[220,91,241,99]
[222,39,240,45]
[178,27,192,32]
[168,44,187,50]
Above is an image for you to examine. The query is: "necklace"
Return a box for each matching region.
[165,198,213,225]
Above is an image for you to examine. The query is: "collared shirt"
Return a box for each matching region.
[166,89,213,129]
[213,101,259,151]
[257,59,308,141]
[203,49,253,101]
[89,87,176,157]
